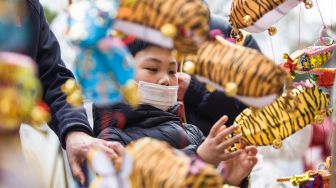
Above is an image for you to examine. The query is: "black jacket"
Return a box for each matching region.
[93,103,205,156]
[20,0,93,148]
[184,15,261,136]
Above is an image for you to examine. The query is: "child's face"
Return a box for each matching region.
[134,46,178,86]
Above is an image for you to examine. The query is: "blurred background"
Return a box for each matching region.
[20,0,335,187]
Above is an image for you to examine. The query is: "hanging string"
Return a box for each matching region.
[315,0,327,27]
[310,125,313,169]
[298,4,302,49]
[331,0,334,30]
[269,36,276,62]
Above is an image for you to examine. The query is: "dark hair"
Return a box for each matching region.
[127,40,155,56]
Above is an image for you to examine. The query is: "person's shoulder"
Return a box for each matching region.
[26,0,42,16]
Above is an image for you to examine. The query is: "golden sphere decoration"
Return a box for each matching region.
[272,138,282,149]
[182,61,196,75]
[61,79,77,94]
[243,15,253,26]
[160,24,177,38]
[268,26,277,36]
[225,82,238,97]
[304,0,313,9]
[314,115,324,124]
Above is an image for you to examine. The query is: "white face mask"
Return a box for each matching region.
[137,81,178,111]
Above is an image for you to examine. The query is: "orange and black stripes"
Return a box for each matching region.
[117,0,210,54]
[195,40,291,97]
[234,85,331,146]
[229,0,286,29]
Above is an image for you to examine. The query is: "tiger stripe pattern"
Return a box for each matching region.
[127,138,223,188]
[229,0,286,30]
[194,38,292,98]
[117,0,210,54]
[234,84,331,147]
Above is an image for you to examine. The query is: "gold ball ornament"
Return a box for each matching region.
[304,0,313,9]
[182,61,196,75]
[29,105,50,126]
[67,90,84,107]
[243,15,253,26]
[61,79,77,95]
[110,30,125,38]
[268,26,277,36]
[314,115,324,124]
[160,24,177,38]
[225,82,238,97]
[272,138,282,149]
[120,80,139,108]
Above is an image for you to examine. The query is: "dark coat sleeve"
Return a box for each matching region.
[181,124,205,156]
[184,78,247,136]
[26,0,93,148]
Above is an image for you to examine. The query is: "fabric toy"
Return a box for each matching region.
[65,0,138,107]
[87,138,223,188]
[233,81,331,149]
[280,44,336,78]
[277,156,332,188]
[186,35,293,108]
[0,52,49,131]
[114,0,210,54]
[228,0,313,41]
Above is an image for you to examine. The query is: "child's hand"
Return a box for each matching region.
[197,115,242,166]
[177,72,191,101]
[218,143,258,186]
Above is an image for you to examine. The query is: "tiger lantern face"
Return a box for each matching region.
[192,36,293,108]
[234,82,331,149]
[114,0,210,54]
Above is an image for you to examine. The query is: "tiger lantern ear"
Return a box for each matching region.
[113,0,210,54]
[229,0,313,35]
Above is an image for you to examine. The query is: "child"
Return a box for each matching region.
[93,40,257,186]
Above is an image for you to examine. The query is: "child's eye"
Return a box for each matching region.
[145,68,158,72]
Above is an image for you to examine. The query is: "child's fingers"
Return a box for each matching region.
[245,146,258,156]
[217,134,242,150]
[214,125,239,144]
[247,156,258,166]
[219,149,242,161]
[209,115,228,137]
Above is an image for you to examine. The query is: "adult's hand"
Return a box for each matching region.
[176,72,191,101]
[65,131,124,185]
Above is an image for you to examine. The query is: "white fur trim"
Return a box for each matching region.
[243,0,302,33]
[113,20,174,48]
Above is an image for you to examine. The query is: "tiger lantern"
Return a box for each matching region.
[228,0,313,41]
[87,138,223,188]
[186,36,293,108]
[114,0,210,54]
[233,82,331,149]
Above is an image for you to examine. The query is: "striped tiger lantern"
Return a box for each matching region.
[189,36,293,108]
[113,0,210,54]
[88,138,223,188]
[233,82,331,149]
[228,0,313,40]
